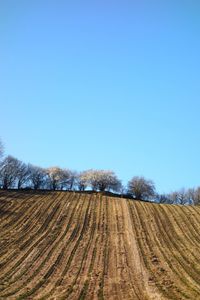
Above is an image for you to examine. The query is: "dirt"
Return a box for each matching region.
[0,190,200,299]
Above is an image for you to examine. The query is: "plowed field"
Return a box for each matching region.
[0,190,200,300]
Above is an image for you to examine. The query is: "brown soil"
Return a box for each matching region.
[0,190,200,299]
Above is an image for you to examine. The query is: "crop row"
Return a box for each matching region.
[0,191,200,299]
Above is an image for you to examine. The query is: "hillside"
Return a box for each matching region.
[0,191,200,300]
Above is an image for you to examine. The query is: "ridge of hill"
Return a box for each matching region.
[0,190,200,300]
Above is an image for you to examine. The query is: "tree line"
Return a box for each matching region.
[0,155,122,192]
[156,188,200,206]
[0,140,199,205]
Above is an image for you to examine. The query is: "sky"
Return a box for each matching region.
[0,0,200,193]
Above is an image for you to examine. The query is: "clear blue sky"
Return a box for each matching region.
[1,0,200,193]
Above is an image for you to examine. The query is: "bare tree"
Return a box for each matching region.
[0,156,21,189]
[158,188,199,205]
[16,162,31,189]
[29,165,47,190]
[65,170,77,190]
[176,188,188,205]
[168,191,179,204]
[186,188,195,205]
[158,188,196,205]
[128,176,156,200]
[194,187,200,205]
[58,169,77,190]
[156,194,171,204]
